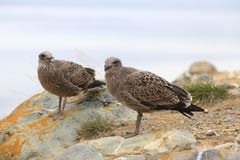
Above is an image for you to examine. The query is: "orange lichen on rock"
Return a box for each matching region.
[63,106,78,116]
[27,117,50,129]
[0,134,22,160]
[0,93,44,159]
[26,116,56,135]
[0,93,41,126]
[25,116,56,143]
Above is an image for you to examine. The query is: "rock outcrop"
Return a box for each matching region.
[53,144,104,160]
[169,149,240,160]
[1,87,239,159]
[189,61,217,75]
[114,155,145,160]
[0,89,137,160]
[173,60,240,90]
[0,88,200,160]
[81,130,196,156]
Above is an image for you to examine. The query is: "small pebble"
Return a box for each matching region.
[205,130,217,137]
[236,134,240,144]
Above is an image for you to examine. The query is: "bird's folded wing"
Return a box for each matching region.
[54,69,81,92]
[166,83,192,103]
[53,60,92,86]
[123,71,184,107]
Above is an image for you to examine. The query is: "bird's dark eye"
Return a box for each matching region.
[113,60,119,64]
[40,54,46,58]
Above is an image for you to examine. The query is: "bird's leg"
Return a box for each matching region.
[58,96,62,113]
[53,96,64,120]
[61,97,67,114]
[124,112,143,138]
[135,112,143,134]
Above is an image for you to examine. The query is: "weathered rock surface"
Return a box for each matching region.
[229,88,240,95]
[173,60,240,89]
[0,89,137,160]
[169,149,240,160]
[213,142,239,151]
[165,142,240,160]
[3,88,238,159]
[189,61,217,75]
[0,88,199,160]
[114,155,145,160]
[81,130,196,156]
[53,144,104,160]
[236,134,240,144]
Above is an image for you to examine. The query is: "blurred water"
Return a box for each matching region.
[0,4,240,119]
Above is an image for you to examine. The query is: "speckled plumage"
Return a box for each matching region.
[105,58,191,112]
[104,57,205,138]
[38,59,95,97]
[38,51,105,119]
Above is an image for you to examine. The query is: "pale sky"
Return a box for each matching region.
[0,0,239,119]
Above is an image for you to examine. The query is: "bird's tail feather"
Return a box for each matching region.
[186,104,205,112]
[171,103,205,118]
[153,103,205,119]
[87,80,106,89]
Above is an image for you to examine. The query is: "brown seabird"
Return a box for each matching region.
[104,57,205,138]
[38,51,105,119]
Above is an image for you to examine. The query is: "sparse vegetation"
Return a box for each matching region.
[184,82,229,104]
[79,113,112,138]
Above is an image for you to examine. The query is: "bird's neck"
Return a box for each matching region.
[38,60,53,71]
[105,68,122,86]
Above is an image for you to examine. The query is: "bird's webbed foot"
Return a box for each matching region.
[123,131,139,138]
[52,111,64,120]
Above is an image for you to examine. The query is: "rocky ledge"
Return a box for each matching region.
[1,60,240,160]
[0,88,198,160]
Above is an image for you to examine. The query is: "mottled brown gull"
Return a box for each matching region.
[38,51,105,119]
[104,57,205,138]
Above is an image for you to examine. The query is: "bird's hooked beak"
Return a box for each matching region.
[104,64,112,71]
[47,56,54,61]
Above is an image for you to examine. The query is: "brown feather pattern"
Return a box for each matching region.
[38,58,95,97]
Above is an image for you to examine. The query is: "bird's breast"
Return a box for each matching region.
[38,66,57,89]
[105,74,122,95]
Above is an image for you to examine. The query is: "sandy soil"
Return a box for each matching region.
[79,96,240,160]
[93,96,240,159]
[114,96,240,147]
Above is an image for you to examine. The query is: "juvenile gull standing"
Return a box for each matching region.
[38,51,105,119]
[104,57,205,138]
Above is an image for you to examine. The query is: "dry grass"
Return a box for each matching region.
[184,82,229,105]
[79,113,113,138]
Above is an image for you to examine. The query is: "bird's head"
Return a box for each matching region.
[104,57,122,72]
[38,51,54,62]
